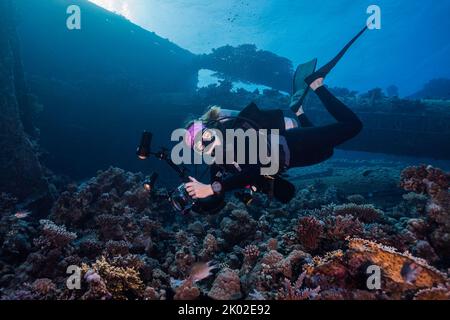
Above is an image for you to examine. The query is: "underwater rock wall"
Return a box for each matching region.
[197,44,294,92]
[0,0,48,200]
[14,0,198,179]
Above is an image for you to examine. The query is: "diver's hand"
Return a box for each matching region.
[185,177,214,199]
[295,105,304,117]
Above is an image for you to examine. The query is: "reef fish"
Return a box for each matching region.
[14,210,31,219]
[189,262,216,283]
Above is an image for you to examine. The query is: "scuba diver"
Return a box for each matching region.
[184,27,367,208]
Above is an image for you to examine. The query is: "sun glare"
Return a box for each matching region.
[89,0,133,20]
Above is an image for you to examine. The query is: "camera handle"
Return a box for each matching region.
[151,147,190,183]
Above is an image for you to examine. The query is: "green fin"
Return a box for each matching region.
[290,58,318,112]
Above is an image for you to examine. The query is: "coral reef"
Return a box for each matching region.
[0,165,449,300]
[400,165,450,264]
[208,268,242,300]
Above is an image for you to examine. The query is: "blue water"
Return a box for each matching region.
[96,0,450,97]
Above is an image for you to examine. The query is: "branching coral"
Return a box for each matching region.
[296,216,324,252]
[81,256,144,300]
[34,220,77,250]
[325,215,363,241]
[332,203,383,223]
[276,272,320,300]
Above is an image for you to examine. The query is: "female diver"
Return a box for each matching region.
[184,27,367,207]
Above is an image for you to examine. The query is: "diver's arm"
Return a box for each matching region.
[220,165,261,192]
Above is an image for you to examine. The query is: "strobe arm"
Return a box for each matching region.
[153,148,189,182]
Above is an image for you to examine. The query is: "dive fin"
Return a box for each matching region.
[290,58,318,113]
[305,25,368,85]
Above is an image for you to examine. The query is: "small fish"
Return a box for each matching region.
[14,210,31,219]
[401,262,423,284]
[189,262,216,283]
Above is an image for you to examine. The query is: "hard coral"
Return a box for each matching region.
[400,165,450,262]
[199,234,218,260]
[401,165,449,197]
[34,220,76,249]
[208,268,242,300]
[296,216,324,252]
[243,245,260,262]
[413,286,450,300]
[174,279,200,300]
[220,210,257,246]
[81,256,144,300]
[326,215,363,241]
[276,272,320,300]
[333,203,383,223]
[347,238,448,291]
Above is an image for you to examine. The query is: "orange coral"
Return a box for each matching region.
[348,238,448,290]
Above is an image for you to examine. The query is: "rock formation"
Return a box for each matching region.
[0,0,49,200]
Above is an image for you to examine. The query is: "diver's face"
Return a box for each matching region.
[192,130,222,156]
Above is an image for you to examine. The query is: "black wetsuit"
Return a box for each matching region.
[210,86,363,203]
[285,86,363,167]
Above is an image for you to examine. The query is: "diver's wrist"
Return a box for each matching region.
[211,181,223,195]
[206,184,214,197]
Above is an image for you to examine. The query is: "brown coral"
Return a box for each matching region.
[208,268,242,300]
[326,215,363,241]
[296,216,324,251]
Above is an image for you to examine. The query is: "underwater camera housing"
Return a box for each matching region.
[136,131,224,214]
[171,184,194,212]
